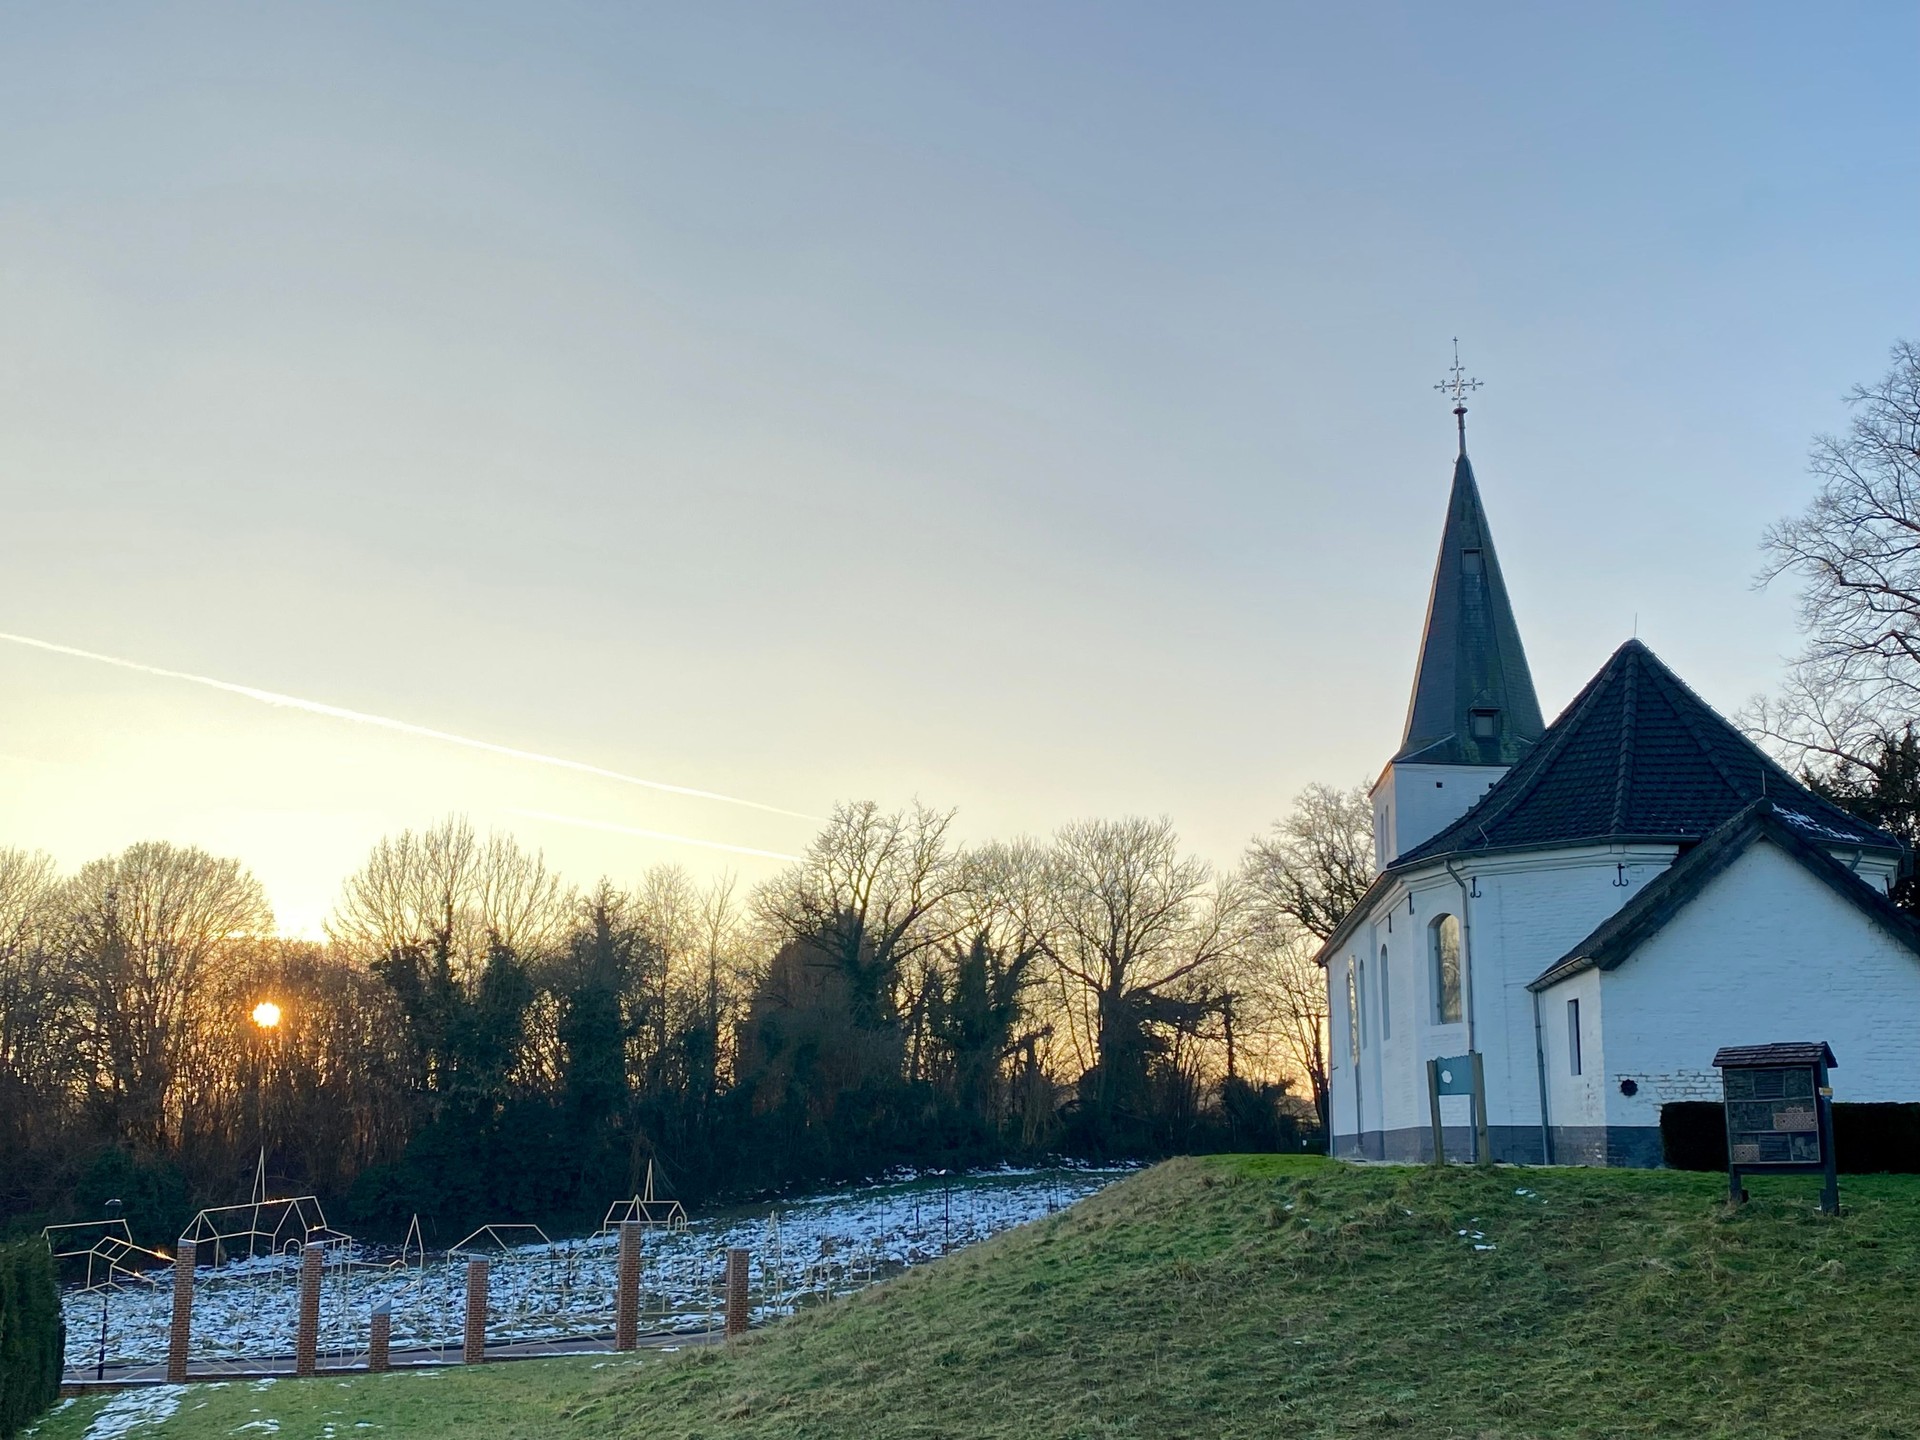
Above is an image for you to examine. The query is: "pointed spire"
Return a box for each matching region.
[1393,440,1545,766]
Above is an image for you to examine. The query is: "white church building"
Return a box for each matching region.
[1321,407,1920,1166]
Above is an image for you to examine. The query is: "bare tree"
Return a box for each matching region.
[1751,341,1920,772]
[62,842,275,1151]
[1041,816,1240,1139]
[1235,926,1333,1132]
[0,849,68,1153]
[1242,783,1376,1129]
[753,800,967,1028]
[329,816,573,971]
[1243,783,1375,942]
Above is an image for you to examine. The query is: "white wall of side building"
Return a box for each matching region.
[1588,837,1920,1132]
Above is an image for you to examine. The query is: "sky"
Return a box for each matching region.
[2,3,1917,936]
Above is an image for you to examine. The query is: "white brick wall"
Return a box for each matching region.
[1598,837,1920,1129]
[1371,762,1510,865]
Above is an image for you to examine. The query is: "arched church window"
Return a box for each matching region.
[1430,914,1462,1024]
[1379,944,1391,1040]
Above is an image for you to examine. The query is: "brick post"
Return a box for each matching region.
[614,1222,643,1351]
[723,1248,749,1339]
[166,1241,196,1384]
[369,1305,391,1373]
[295,1243,324,1376]
[462,1260,489,1364]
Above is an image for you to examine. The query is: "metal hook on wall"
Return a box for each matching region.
[1469,875,1482,898]
[1612,862,1629,888]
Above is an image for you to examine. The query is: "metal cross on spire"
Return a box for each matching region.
[1434,338,1482,455]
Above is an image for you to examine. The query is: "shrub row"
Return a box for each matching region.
[0,1237,63,1440]
[1661,1101,1920,1173]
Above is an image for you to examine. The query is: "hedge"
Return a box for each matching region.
[0,1237,63,1440]
[1661,1101,1920,1173]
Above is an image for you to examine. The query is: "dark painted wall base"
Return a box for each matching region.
[1332,1123,1665,1168]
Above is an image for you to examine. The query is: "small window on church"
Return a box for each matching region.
[1431,914,1462,1024]
[1462,548,1484,576]
[1379,945,1391,1040]
[1568,998,1582,1076]
[1470,709,1499,741]
[1356,960,1368,1050]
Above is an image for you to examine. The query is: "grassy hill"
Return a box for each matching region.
[33,1155,1920,1440]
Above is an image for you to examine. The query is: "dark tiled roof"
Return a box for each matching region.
[1393,451,1546,766]
[1529,799,1920,991]
[1712,1042,1838,1069]
[1396,639,1899,869]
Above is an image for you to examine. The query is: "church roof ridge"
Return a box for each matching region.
[1392,637,1900,869]
[1391,447,1545,766]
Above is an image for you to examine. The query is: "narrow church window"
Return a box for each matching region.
[1346,963,1360,1062]
[1379,945,1391,1039]
[1462,547,1484,576]
[1430,915,1462,1024]
[1356,960,1368,1050]
[1470,708,1499,741]
[1567,998,1582,1076]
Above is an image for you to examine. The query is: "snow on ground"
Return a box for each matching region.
[80,1386,183,1440]
[63,1167,1126,1369]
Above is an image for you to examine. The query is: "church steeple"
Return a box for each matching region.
[1393,425,1544,766]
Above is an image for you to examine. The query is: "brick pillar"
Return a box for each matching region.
[295,1243,323,1376]
[723,1248,749,1338]
[369,1305,391,1373]
[614,1222,643,1351]
[462,1260,489,1364]
[166,1241,196,1384]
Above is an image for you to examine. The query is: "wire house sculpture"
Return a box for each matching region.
[41,1220,169,1293]
[599,1161,688,1235]
[181,1195,351,1266]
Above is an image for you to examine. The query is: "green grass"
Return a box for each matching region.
[33,1157,1920,1439]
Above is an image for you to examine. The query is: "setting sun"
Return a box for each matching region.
[250,1001,281,1030]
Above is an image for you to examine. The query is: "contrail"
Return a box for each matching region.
[505,809,802,862]
[0,631,819,822]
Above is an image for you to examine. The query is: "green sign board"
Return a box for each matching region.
[1432,1055,1476,1096]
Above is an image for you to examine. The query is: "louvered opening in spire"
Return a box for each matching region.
[1393,449,1545,766]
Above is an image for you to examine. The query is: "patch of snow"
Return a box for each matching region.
[83,1385,185,1440]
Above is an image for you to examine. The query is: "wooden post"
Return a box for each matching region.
[1817,1056,1840,1215]
[614,1221,644,1350]
[1471,1050,1492,1167]
[166,1240,196,1384]
[295,1243,323,1376]
[1426,1059,1446,1165]
[463,1259,489,1364]
[369,1305,391,1373]
[723,1248,749,1338]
